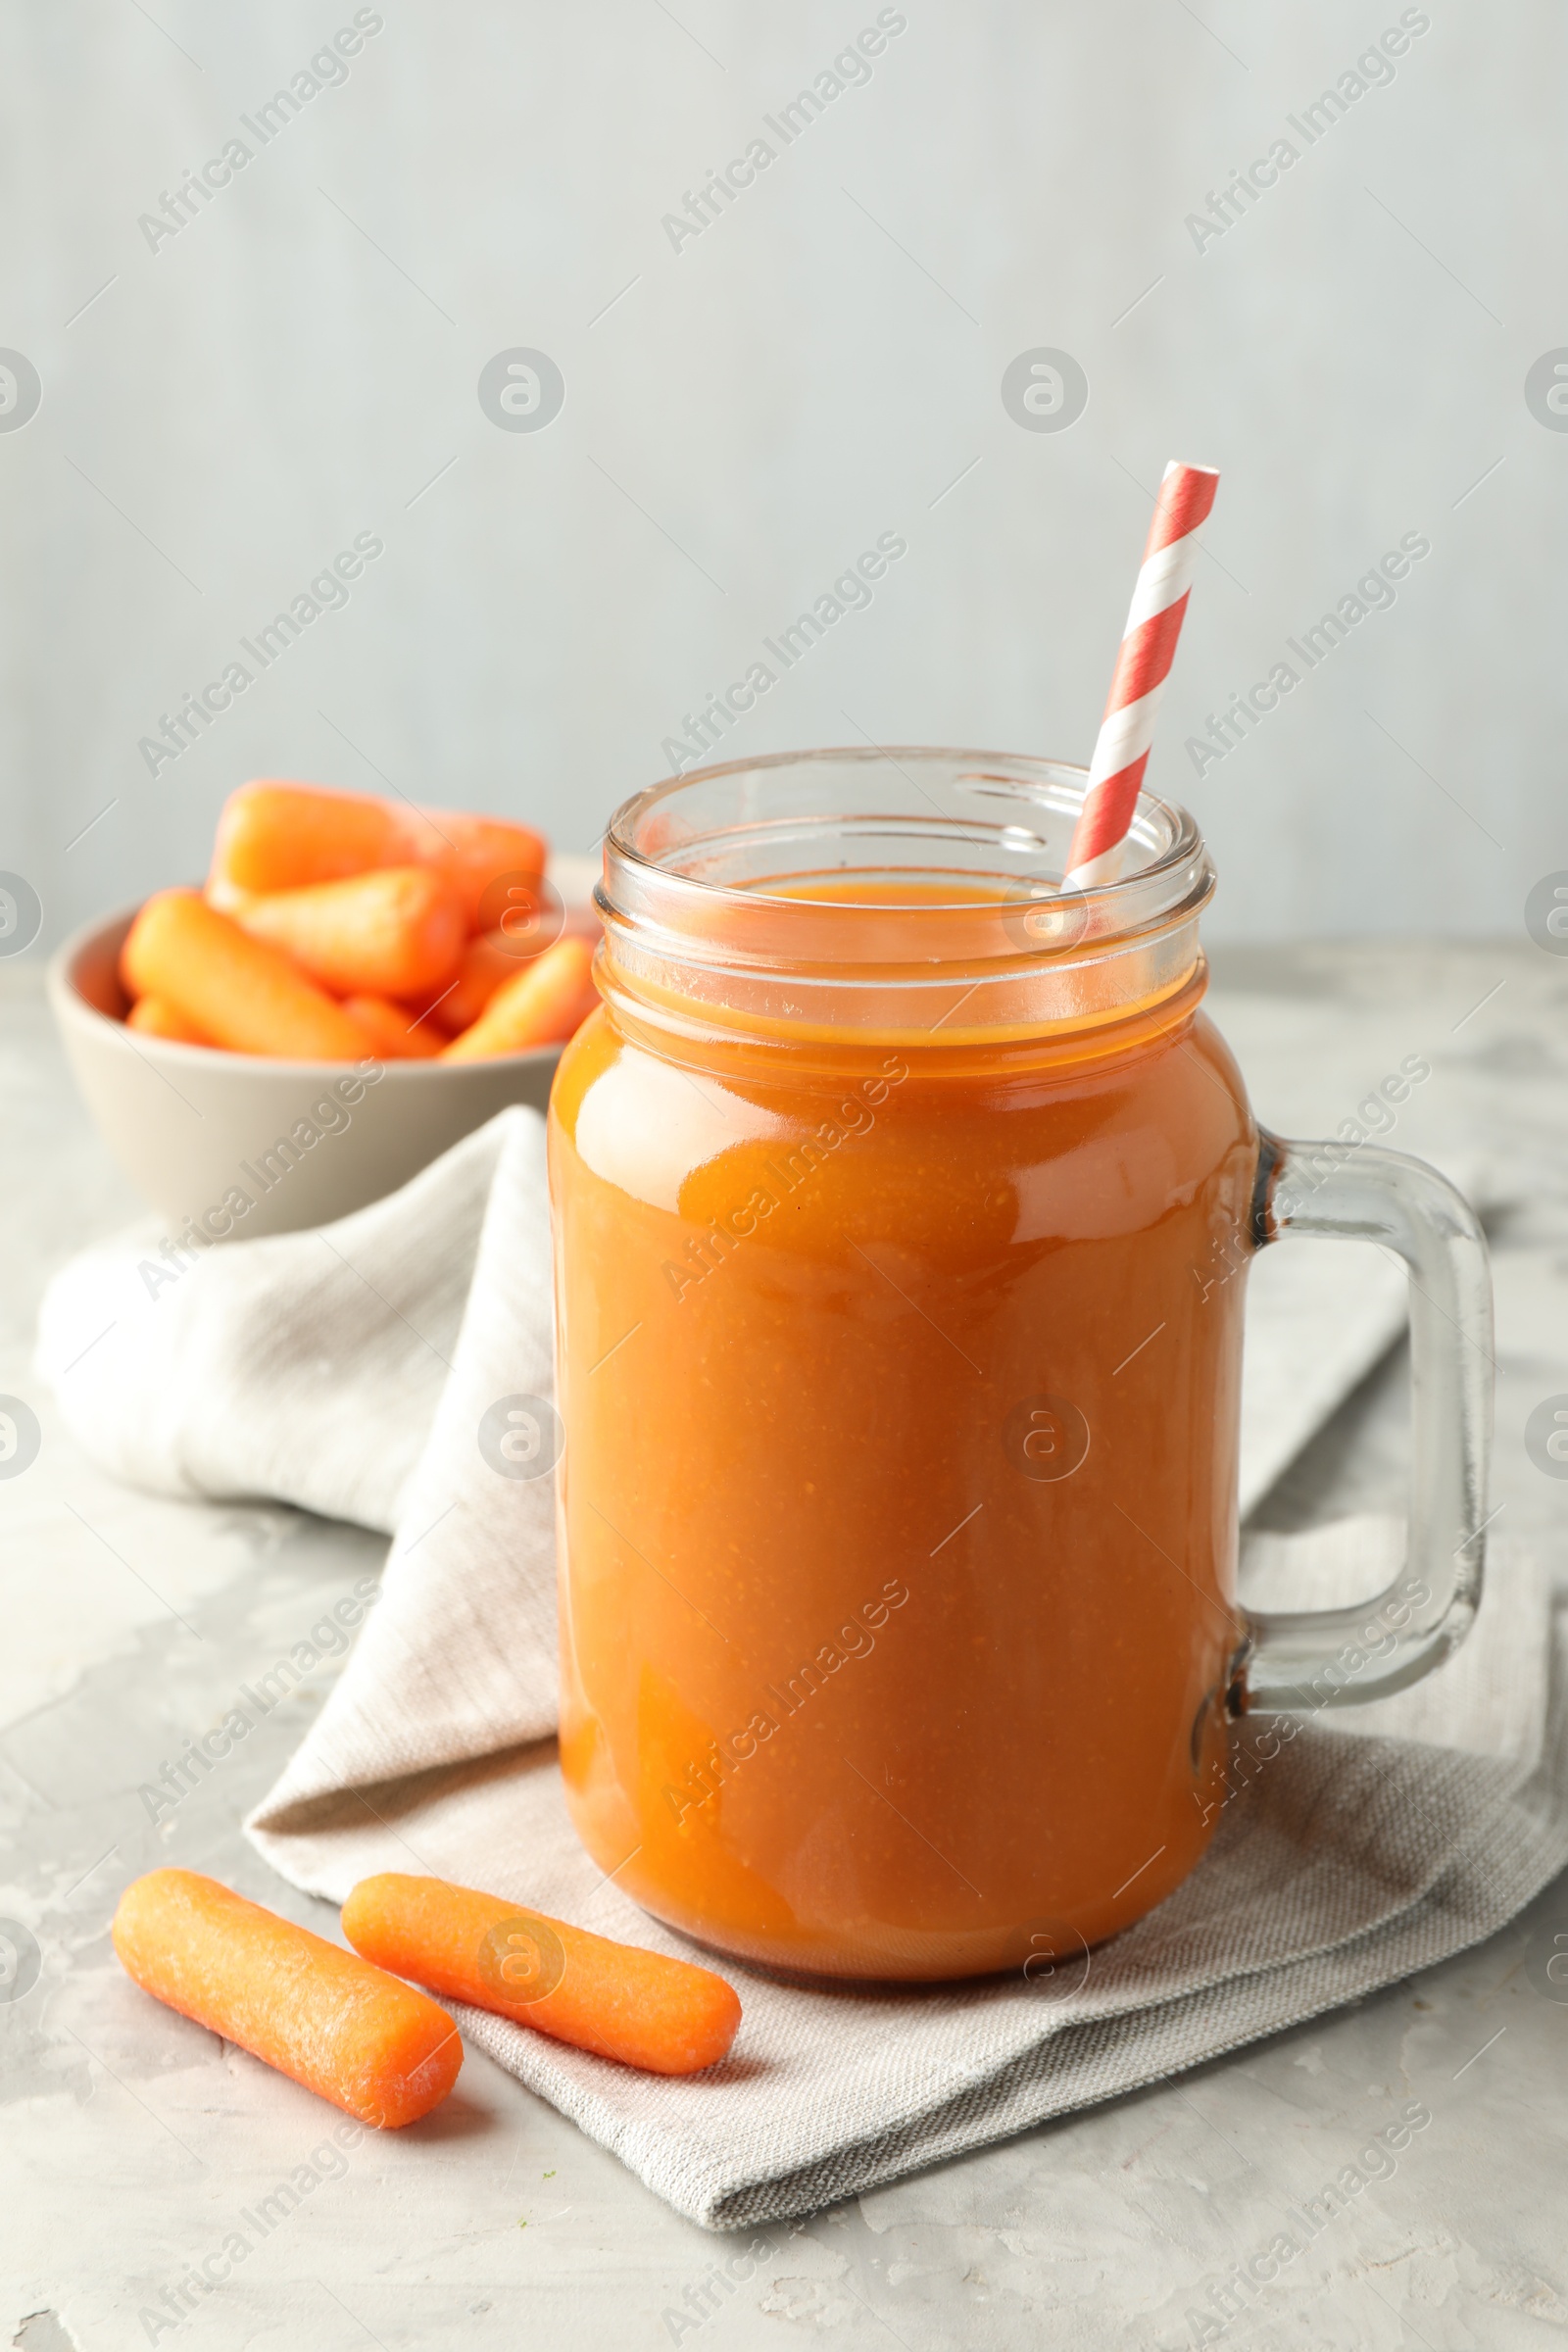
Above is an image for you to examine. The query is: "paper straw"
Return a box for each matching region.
[1064,461,1219,888]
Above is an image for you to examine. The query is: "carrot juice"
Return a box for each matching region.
[549,752,1257,1982]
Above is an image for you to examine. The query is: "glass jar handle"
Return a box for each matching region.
[1239,1129,1494,1710]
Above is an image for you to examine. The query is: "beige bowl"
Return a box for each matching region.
[48,874,594,1240]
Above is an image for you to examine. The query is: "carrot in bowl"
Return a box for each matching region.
[208,781,547,931]
[113,1869,463,2128]
[122,890,370,1061]
[227,866,465,1001]
[208,780,407,902]
[125,995,210,1045]
[406,927,522,1036]
[440,935,599,1061]
[341,1872,741,2076]
[340,994,445,1059]
[405,896,595,1036]
[399,808,549,931]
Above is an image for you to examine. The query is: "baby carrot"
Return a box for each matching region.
[121,890,371,1061]
[340,994,445,1059]
[399,809,549,931]
[341,1873,742,2076]
[440,936,598,1061]
[209,780,406,900]
[406,901,596,1036]
[125,995,210,1044]
[113,1870,463,2128]
[228,866,465,1000]
[407,927,518,1035]
[209,782,547,932]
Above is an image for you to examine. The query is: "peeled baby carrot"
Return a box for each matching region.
[209,782,546,932]
[121,890,370,1061]
[406,903,596,1035]
[126,995,210,1044]
[411,927,519,1035]
[341,1873,742,2076]
[400,809,548,931]
[113,1869,463,2128]
[209,780,406,901]
[228,866,465,1000]
[440,936,598,1061]
[341,994,444,1059]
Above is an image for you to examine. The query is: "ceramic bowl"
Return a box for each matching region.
[47,858,597,1240]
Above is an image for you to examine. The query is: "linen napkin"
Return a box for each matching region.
[36,1109,1568,2230]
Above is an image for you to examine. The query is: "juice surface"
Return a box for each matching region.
[549,956,1256,1981]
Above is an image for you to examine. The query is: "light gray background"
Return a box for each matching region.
[1,0,1563,950]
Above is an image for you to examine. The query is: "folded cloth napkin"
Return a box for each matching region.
[37,1110,1568,2230]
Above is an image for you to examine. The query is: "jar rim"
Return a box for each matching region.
[594,748,1213,1042]
[601,746,1210,954]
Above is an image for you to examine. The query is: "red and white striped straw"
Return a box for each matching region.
[1064,460,1219,888]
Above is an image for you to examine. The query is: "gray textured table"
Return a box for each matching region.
[3,942,1565,2351]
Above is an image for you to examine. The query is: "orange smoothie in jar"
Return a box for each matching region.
[550,752,1256,1982]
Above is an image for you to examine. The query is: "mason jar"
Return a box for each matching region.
[548,750,1492,1982]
